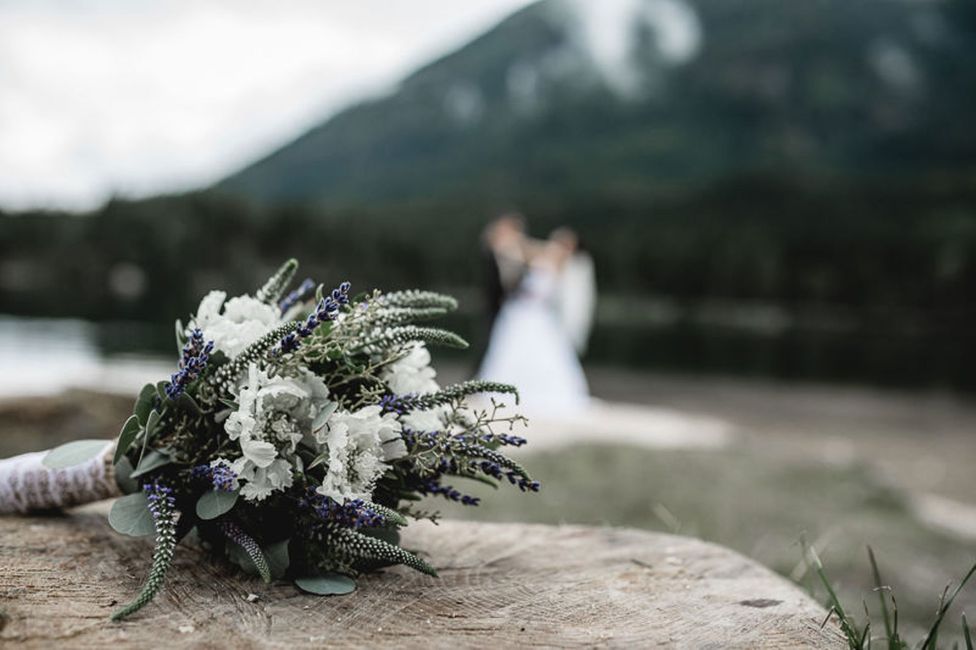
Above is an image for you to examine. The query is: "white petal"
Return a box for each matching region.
[241,437,277,468]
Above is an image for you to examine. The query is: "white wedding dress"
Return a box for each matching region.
[478,265,590,417]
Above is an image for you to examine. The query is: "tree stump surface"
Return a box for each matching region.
[0,502,844,649]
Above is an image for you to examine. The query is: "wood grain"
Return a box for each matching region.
[0,502,844,648]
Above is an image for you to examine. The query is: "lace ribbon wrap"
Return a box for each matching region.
[0,442,120,514]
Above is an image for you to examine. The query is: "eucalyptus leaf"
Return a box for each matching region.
[311,402,337,432]
[265,539,290,580]
[130,449,171,478]
[42,439,110,469]
[146,409,161,437]
[108,492,156,537]
[295,574,356,596]
[176,392,202,416]
[134,383,157,426]
[196,489,239,520]
[227,543,258,576]
[307,450,328,470]
[114,456,139,494]
[113,415,142,465]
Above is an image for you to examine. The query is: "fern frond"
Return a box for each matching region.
[256,258,298,305]
[379,290,457,311]
[220,521,272,583]
[328,525,436,576]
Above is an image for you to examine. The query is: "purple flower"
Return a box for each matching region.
[278,278,316,314]
[166,329,213,399]
[143,480,176,518]
[191,463,237,492]
[273,281,351,356]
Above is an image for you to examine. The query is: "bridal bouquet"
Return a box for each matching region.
[6,260,537,620]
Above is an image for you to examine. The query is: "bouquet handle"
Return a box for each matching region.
[0,442,120,514]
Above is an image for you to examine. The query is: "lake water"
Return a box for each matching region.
[0,316,172,397]
[0,305,972,398]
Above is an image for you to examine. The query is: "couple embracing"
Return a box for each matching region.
[476,213,596,417]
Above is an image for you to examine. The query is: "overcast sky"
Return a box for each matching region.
[0,0,535,212]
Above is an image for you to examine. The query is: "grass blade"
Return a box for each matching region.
[867,546,895,647]
[921,563,976,650]
[803,539,861,648]
[963,612,973,650]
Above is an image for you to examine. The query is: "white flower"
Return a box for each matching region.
[230,457,294,502]
[224,363,331,501]
[315,405,406,502]
[383,343,439,395]
[402,408,446,433]
[190,290,280,359]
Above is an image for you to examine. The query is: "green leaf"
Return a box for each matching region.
[114,415,142,465]
[130,450,171,478]
[295,574,356,596]
[42,439,110,469]
[311,402,337,432]
[146,409,162,437]
[156,381,170,401]
[307,450,328,470]
[226,541,257,575]
[136,410,163,466]
[108,492,156,537]
[265,539,290,580]
[134,384,157,426]
[196,489,239,520]
[114,456,139,494]
[176,392,202,416]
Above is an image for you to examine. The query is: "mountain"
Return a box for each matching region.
[217,0,976,206]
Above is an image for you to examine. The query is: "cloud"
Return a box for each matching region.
[0,0,533,211]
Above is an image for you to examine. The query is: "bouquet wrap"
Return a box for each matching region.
[0,442,119,514]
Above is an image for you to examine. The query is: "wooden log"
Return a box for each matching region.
[0,503,844,648]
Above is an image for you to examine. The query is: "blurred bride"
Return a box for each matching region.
[477,226,593,417]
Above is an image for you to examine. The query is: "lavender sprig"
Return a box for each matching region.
[278,277,316,314]
[166,328,214,400]
[190,463,238,492]
[299,489,385,530]
[275,281,351,355]
[417,480,480,506]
